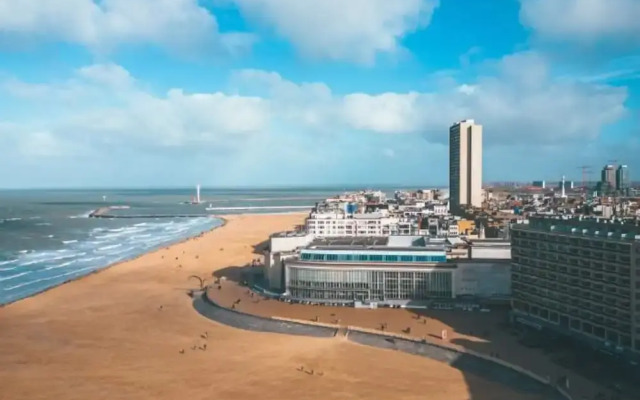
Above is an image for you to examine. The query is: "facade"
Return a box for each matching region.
[306,211,399,238]
[285,242,453,303]
[601,164,616,190]
[616,165,630,192]
[267,236,511,305]
[449,119,483,214]
[511,216,640,360]
[263,231,314,290]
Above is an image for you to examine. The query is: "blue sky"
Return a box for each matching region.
[0,0,638,188]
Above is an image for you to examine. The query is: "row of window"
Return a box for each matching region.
[299,252,446,263]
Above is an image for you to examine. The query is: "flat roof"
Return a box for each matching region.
[271,231,310,238]
[310,237,388,246]
[306,236,446,252]
[288,259,455,269]
[307,245,446,252]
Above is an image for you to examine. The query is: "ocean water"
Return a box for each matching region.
[0,187,342,305]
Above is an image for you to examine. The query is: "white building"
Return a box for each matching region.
[306,211,400,237]
[263,231,315,290]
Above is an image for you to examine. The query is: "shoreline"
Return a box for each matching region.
[0,216,228,308]
[0,212,551,400]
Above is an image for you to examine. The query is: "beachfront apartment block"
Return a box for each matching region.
[511,216,640,360]
[306,211,400,237]
[449,119,483,214]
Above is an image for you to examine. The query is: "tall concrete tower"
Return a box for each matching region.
[449,119,483,215]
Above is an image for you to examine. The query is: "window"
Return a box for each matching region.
[385,255,398,262]
[369,255,383,262]
[358,255,368,261]
[400,255,413,262]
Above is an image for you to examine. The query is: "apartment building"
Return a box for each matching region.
[511,216,640,360]
[306,211,399,237]
[450,119,483,214]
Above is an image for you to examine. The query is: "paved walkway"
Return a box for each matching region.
[193,293,567,400]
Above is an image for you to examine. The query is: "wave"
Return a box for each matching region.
[36,222,52,226]
[77,256,105,263]
[94,233,124,240]
[3,217,23,222]
[0,266,18,272]
[44,260,76,271]
[18,253,81,267]
[96,244,122,251]
[3,265,98,291]
[0,271,31,282]
[69,210,94,219]
[1,216,221,302]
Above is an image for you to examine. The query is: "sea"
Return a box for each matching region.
[0,187,351,305]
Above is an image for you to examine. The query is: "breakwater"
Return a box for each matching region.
[89,207,209,219]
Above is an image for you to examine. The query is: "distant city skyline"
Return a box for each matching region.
[0,0,638,188]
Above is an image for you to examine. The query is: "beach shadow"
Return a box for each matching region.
[406,306,638,400]
[251,239,269,255]
[212,265,261,286]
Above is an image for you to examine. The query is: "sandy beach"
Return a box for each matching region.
[1,213,553,400]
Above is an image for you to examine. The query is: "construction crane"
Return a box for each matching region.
[577,165,592,190]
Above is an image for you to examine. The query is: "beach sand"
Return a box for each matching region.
[1,214,547,400]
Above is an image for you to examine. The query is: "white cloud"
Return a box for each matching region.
[2,64,270,155]
[0,0,254,54]
[520,0,640,44]
[231,0,439,64]
[343,92,423,134]
[232,52,627,145]
[77,63,133,88]
[2,54,629,167]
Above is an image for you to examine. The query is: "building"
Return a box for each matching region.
[449,119,483,214]
[601,164,616,191]
[306,211,399,237]
[264,235,511,305]
[511,216,640,361]
[532,180,546,189]
[263,231,314,291]
[616,165,630,192]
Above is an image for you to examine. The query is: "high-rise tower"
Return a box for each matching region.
[449,119,483,214]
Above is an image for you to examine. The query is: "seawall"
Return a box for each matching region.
[194,292,571,400]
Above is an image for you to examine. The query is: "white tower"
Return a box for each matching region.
[561,176,567,199]
[196,184,201,204]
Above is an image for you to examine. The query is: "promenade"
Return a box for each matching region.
[194,293,568,400]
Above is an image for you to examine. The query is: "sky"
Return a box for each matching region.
[0,0,638,189]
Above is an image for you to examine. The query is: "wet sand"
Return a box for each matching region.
[1,214,550,400]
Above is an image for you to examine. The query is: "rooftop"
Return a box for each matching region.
[271,231,309,238]
[513,216,640,241]
[306,236,446,252]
